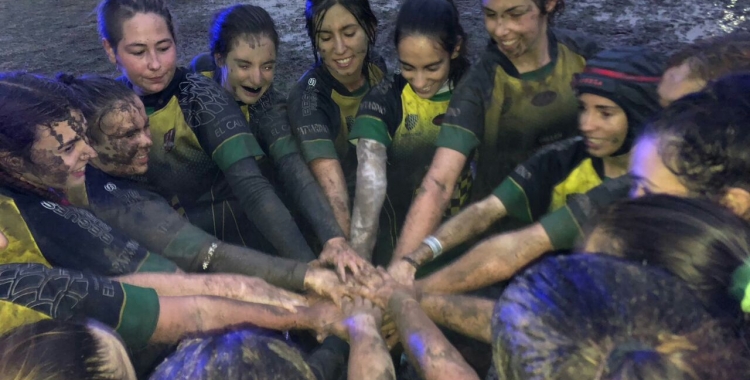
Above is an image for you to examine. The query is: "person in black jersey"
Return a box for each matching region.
[288,0,387,236]
[189,4,368,278]
[97,0,315,263]
[347,0,473,265]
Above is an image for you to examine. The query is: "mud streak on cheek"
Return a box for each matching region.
[27,149,69,187]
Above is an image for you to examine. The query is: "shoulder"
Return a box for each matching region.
[288,65,332,101]
[189,52,216,73]
[552,28,602,60]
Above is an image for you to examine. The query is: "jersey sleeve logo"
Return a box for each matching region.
[163,128,176,152]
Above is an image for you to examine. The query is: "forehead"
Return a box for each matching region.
[577,92,620,108]
[119,12,173,45]
[482,0,536,11]
[34,120,79,147]
[398,35,449,61]
[100,97,146,130]
[229,36,277,60]
[318,4,359,30]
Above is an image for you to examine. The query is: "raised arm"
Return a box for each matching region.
[391,147,468,263]
[350,138,388,260]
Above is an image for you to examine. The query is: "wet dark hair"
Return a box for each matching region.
[0,320,118,380]
[589,195,750,318]
[395,0,469,89]
[493,254,750,380]
[0,72,78,203]
[97,0,176,50]
[532,0,565,23]
[57,73,138,145]
[210,4,280,61]
[640,73,750,199]
[668,32,750,82]
[150,328,316,379]
[304,0,378,62]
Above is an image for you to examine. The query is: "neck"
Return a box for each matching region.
[510,24,551,74]
[329,64,367,92]
[602,152,630,178]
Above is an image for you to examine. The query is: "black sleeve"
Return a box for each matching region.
[275,153,345,244]
[287,76,342,162]
[209,243,309,291]
[223,157,317,262]
[566,174,633,230]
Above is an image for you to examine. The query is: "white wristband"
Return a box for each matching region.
[423,235,443,258]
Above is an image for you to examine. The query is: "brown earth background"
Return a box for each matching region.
[1,0,749,94]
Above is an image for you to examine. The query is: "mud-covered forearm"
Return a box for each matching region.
[419,294,493,343]
[350,139,388,260]
[389,291,479,380]
[417,223,553,294]
[346,315,395,380]
[276,153,345,245]
[224,157,315,262]
[309,158,352,237]
[204,242,309,291]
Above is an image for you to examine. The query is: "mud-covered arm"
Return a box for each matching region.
[343,297,395,380]
[419,294,493,344]
[114,272,308,312]
[224,157,315,262]
[417,223,553,294]
[350,138,388,260]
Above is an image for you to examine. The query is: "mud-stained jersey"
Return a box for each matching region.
[437,29,600,203]
[493,137,606,223]
[288,56,386,183]
[0,263,159,349]
[120,68,265,247]
[0,187,177,275]
[349,74,472,256]
[539,174,632,249]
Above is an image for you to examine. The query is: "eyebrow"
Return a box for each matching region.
[398,58,445,68]
[124,38,173,49]
[58,136,80,151]
[317,24,358,34]
[233,58,277,66]
[594,105,620,111]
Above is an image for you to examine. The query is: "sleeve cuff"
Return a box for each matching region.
[213,133,266,171]
[300,140,340,162]
[268,135,300,161]
[349,115,392,147]
[492,178,533,223]
[136,252,179,273]
[435,124,479,157]
[539,206,584,250]
[116,284,160,349]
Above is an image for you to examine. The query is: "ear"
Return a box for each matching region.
[721,187,750,220]
[451,36,463,60]
[213,53,225,68]
[0,154,24,174]
[102,38,117,65]
[545,0,558,13]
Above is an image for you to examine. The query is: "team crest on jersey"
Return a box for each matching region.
[405,114,419,131]
[163,128,176,152]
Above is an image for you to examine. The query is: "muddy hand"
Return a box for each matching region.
[304,267,352,306]
[353,267,416,310]
[308,300,348,342]
[342,295,383,327]
[387,258,417,288]
[319,237,374,282]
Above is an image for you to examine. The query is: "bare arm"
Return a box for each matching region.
[419,294,493,344]
[417,223,553,294]
[150,295,343,345]
[350,139,388,260]
[115,272,308,312]
[309,158,351,238]
[390,291,480,380]
[344,297,395,380]
[391,148,467,264]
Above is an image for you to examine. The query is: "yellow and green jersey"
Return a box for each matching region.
[349,74,472,262]
[288,56,387,186]
[120,68,266,247]
[437,29,600,205]
[0,263,159,349]
[0,186,177,275]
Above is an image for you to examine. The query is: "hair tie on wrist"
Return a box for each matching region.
[423,235,443,258]
[730,261,750,313]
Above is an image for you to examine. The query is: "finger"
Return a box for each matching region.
[337,262,347,283]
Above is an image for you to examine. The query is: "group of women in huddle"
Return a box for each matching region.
[3,0,750,378]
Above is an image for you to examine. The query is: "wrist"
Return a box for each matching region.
[345,313,379,331]
[325,236,346,247]
[388,289,416,310]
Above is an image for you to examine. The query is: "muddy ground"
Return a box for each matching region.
[2,0,750,94]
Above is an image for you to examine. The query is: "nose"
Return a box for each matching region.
[493,19,509,39]
[139,128,153,148]
[412,72,427,91]
[333,35,347,55]
[146,50,162,71]
[81,143,98,161]
[249,67,263,86]
[578,111,596,133]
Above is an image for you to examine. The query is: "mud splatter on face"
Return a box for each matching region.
[89,96,152,177]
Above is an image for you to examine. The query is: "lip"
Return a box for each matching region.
[146,75,165,83]
[333,57,354,69]
[134,152,149,165]
[414,86,434,96]
[71,167,86,179]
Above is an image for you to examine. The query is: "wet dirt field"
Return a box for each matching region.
[1,0,749,94]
